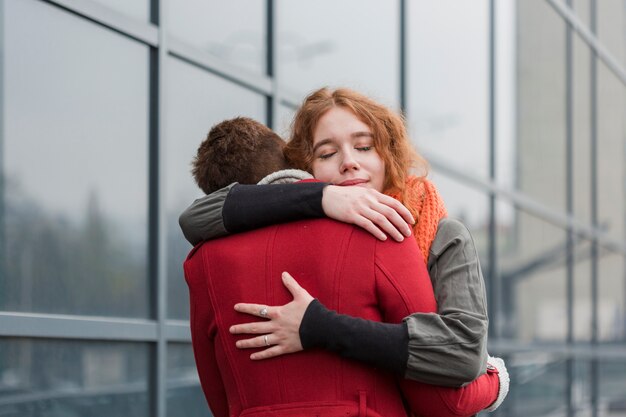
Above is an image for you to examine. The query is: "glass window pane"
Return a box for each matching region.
[597,1,626,68]
[276,103,296,138]
[165,57,266,320]
[91,0,150,22]
[514,0,568,212]
[599,359,626,413]
[495,0,517,191]
[597,65,626,243]
[277,0,399,106]
[598,252,625,342]
[408,0,489,179]
[169,0,266,75]
[431,173,490,259]
[2,0,149,317]
[0,338,150,417]
[497,206,568,341]
[503,353,568,415]
[167,343,206,417]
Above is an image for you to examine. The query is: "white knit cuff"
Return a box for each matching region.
[485,356,510,412]
[257,169,313,185]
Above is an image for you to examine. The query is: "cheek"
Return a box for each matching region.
[311,162,334,182]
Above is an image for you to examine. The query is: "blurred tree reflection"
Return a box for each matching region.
[3,179,148,317]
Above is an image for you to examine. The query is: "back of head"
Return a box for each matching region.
[192,117,290,194]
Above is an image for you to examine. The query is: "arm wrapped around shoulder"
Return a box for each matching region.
[404,218,489,387]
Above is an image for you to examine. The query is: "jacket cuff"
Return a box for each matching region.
[300,299,409,375]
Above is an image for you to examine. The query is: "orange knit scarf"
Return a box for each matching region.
[387,176,447,265]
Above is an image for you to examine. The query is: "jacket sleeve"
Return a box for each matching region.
[178,182,326,246]
[403,218,489,386]
[179,184,234,246]
[184,260,229,417]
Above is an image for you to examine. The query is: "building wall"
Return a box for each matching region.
[1,0,625,416]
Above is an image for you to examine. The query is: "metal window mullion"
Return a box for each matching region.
[546,0,626,87]
[426,154,626,255]
[147,0,167,416]
[488,339,626,359]
[43,0,158,46]
[399,0,407,114]
[267,0,277,130]
[0,0,5,312]
[589,1,599,416]
[564,1,575,414]
[0,312,158,341]
[487,0,500,342]
[168,38,273,98]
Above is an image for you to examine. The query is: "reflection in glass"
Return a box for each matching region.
[0,339,149,417]
[504,353,567,416]
[599,360,626,414]
[498,207,567,341]
[2,0,149,317]
[276,104,296,138]
[408,0,489,179]
[165,57,266,319]
[514,0,567,212]
[169,0,266,75]
[597,63,626,243]
[597,1,626,68]
[90,0,149,22]
[166,344,206,417]
[598,253,625,342]
[277,0,399,106]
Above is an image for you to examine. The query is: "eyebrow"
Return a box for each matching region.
[312,132,374,152]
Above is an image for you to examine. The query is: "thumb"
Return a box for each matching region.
[281,271,309,299]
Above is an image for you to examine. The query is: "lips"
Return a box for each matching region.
[337,179,368,186]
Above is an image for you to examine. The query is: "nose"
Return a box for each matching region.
[340,150,360,173]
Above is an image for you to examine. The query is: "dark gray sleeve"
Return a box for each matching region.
[178,182,327,246]
[178,184,234,246]
[403,218,489,387]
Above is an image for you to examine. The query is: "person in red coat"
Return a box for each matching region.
[183,116,503,416]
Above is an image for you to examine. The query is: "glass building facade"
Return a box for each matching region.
[0,0,624,416]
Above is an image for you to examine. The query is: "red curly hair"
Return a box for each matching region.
[284,87,429,219]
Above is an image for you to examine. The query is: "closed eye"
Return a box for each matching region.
[318,151,336,160]
[356,146,372,152]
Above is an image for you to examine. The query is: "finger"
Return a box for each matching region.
[250,345,286,360]
[377,194,415,225]
[353,217,387,241]
[229,321,274,335]
[281,272,309,299]
[234,302,274,319]
[235,334,271,349]
[363,208,404,242]
[373,202,412,238]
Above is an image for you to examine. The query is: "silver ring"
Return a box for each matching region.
[264,335,270,346]
[259,307,268,318]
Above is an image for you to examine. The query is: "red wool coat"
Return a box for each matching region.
[184,218,498,417]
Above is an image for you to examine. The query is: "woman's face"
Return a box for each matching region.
[311,107,385,192]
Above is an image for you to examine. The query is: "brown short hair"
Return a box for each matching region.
[284,88,428,204]
[192,117,289,194]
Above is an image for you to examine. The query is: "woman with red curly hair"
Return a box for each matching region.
[180,87,509,414]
